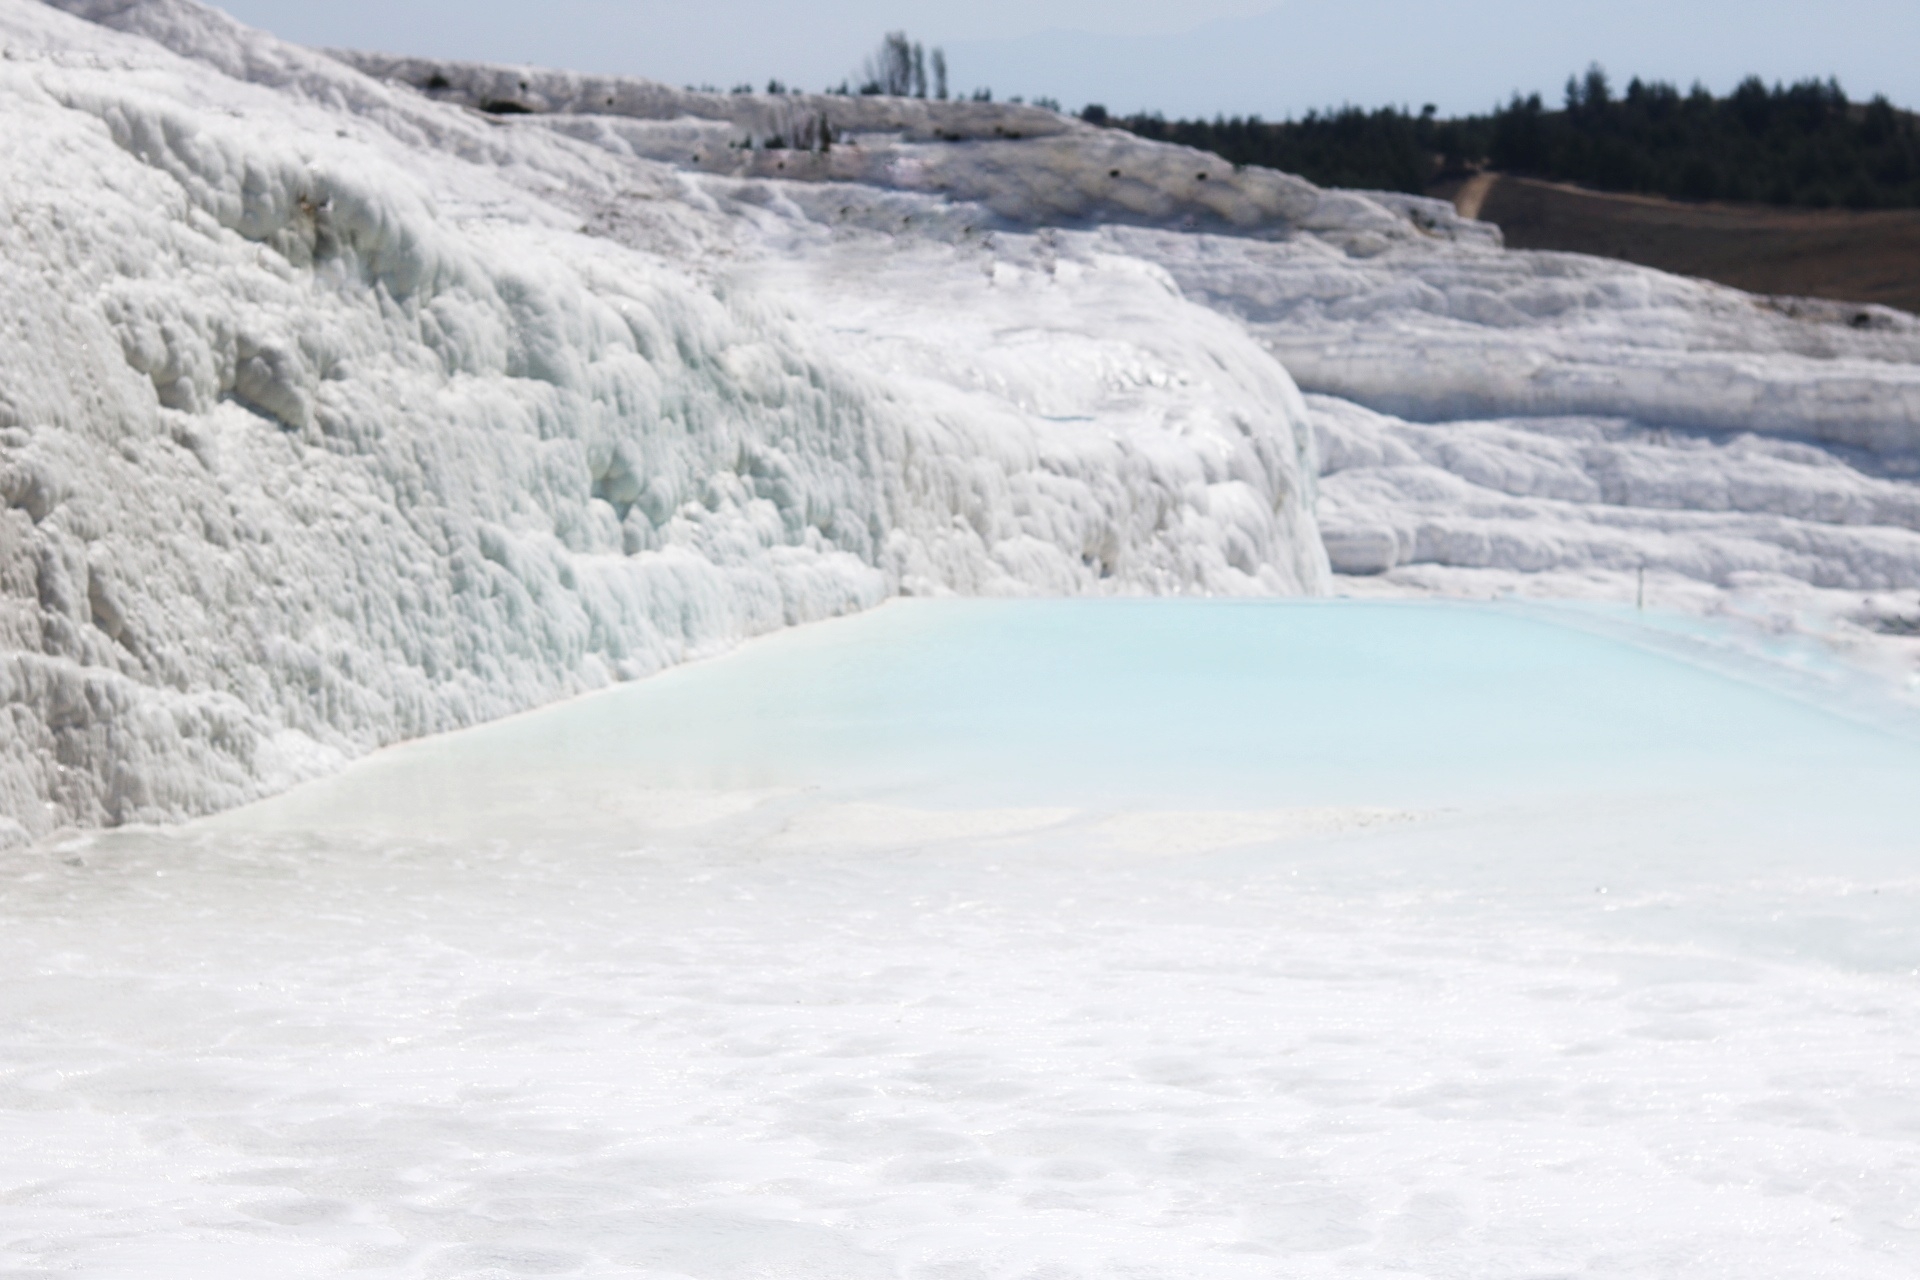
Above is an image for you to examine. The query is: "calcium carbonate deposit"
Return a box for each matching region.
[0,0,1343,843]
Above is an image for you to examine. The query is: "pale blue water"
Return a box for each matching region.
[231,596,1920,976]
[364,597,1920,812]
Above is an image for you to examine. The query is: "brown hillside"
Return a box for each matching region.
[1431,174,1920,314]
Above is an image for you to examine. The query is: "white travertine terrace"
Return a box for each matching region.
[4,0,1919,842]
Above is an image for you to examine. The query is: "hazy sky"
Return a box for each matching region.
[215,0,1920,118]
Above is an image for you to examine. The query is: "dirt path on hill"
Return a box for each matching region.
[1433,174,1920,314]
[1452,171,1498,222]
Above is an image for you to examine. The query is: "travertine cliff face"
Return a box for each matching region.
[3,0,1336,840]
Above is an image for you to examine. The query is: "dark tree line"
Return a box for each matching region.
[1095,69,1920,209]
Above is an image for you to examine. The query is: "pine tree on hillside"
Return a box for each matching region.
[1104,70,1920,209]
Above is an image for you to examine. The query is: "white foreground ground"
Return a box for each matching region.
[5,600,1919,1278]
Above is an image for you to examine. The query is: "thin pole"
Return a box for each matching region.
[1636,566,1645,611]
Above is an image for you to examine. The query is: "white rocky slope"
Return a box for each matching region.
[0,0,1332,842]
[5,0,1920,842]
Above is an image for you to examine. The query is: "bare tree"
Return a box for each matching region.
[911,41,927,98]
[861,31,915,96]
[931,49,948,101]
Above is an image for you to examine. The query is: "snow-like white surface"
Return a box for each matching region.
[8,600,1920,1277]
[1131,226,1920,449]
[1307,394,1920,692]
